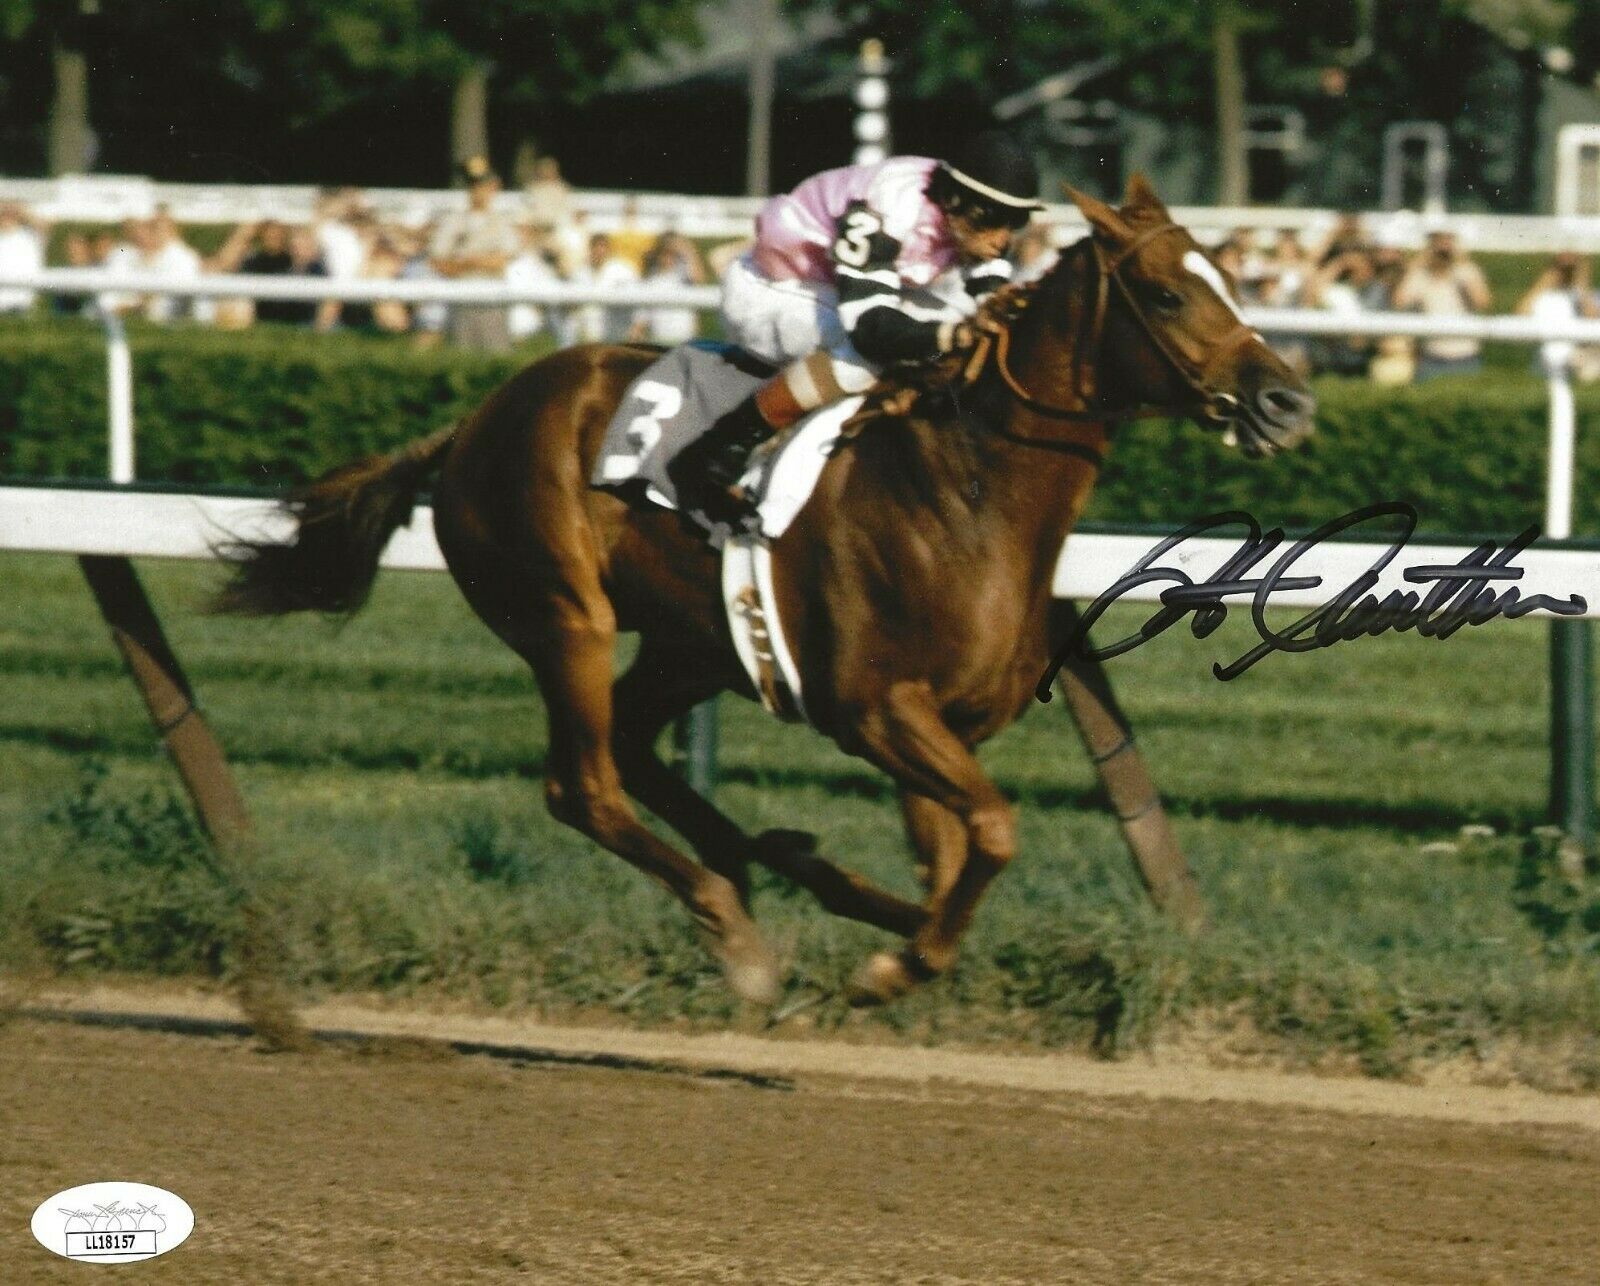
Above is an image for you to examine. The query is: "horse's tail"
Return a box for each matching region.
[213,422,458,617]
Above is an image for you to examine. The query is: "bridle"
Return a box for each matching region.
[984,223,1257,426]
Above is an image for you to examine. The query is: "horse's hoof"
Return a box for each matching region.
[845,951,918,1007]
[725,955,781,1007]
[716,926,781,1007]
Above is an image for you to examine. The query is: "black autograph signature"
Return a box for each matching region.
[1038,502,1588,695]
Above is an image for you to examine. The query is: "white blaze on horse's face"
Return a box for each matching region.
[1181,249,1263,341]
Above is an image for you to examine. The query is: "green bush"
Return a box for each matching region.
[1,319,1596,535]
[0,319,541,488]
[1090,374,1600,535]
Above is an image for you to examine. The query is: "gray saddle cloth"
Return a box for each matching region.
[591,341,776,513]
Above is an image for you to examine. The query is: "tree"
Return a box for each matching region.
[241,0,712,180]
[1064,0,1335,205]
[1211,3,1248,205]
[0,0,714,182]
[0,0,102,174]
[828,0,1577,207]
[820,0,1276,201]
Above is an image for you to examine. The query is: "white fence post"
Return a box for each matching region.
[104,312,135,484]
[1545,365,1575,541]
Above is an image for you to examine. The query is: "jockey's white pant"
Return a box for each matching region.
[719,255,878,396]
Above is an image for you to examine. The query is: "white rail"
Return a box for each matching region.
[7,173,1600,252]
[4,485,1592,620]
[2,267,721,309]
[10,268,1600,339]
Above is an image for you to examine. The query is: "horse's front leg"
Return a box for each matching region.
[612,645,926,937]
[847,682,1016,1005]
[900,789,967,899]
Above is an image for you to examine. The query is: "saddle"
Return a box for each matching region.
[591,287,1029,538]
[591,340,774,522]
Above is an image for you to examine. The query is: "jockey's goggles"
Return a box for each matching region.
[948,192,1035,233]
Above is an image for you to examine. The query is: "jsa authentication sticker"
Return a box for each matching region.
[31,1182,194,1264]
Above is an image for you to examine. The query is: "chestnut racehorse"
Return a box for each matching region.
[219,178,1314,1006]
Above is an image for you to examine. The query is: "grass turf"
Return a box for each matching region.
[1,551,1597,1083]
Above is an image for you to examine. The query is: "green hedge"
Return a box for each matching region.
[2,319,1597,535]
[0,320,541,489]
[1092,375,1600,536]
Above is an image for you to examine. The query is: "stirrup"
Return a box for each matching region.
[667,396,773,530]
[695,481,762,534]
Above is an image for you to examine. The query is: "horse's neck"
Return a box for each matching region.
[842,244,1108,599]
[1001,238,1103,419]
[955,245,1110,574]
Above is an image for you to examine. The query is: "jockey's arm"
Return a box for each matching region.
[832,201,1006,364]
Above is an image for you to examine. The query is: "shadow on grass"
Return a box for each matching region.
[0,648,532,699]
[716,763,1542,838]
[6,718,1548,840]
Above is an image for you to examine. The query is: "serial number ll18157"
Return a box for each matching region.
[83,1234,137,1250]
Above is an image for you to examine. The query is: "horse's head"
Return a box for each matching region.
[1065,175,1315,456]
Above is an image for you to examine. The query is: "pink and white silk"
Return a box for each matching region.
[751,156,959,288]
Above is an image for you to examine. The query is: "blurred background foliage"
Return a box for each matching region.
[1,0,1598,201]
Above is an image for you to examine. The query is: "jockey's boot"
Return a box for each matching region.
[669,351,866,531]
[667,385,791,530]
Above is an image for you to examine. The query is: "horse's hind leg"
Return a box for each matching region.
[611,646,926,937]
[609,644,755,902]
[519,612,779,1005]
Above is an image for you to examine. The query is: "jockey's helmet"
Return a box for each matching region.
[933,133,1046,231]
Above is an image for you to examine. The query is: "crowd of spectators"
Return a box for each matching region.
[1205,215,1600,384]
[0,158,713,354]
[4,175,1600,383]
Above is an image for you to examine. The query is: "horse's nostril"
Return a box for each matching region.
[1257,386,1315,424]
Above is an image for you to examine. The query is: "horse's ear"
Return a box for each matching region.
[1121,172,1170,219]
[1063,184,1134,247]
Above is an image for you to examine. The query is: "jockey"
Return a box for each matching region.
[667,132,1045,526]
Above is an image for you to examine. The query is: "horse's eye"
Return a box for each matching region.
[1152,286,1183,312]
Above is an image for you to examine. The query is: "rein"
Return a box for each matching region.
[981,223,1255,427]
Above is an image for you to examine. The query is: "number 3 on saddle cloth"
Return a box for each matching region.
[590,339,864,723]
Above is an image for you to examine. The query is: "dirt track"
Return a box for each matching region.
[4,993,1599,1284]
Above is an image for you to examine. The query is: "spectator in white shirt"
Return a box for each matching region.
[1393,230,1493,380]
[629,231,705,345]
[524,156,574,235]
[564,232,639,344]
[1262,229,1311,306]
[312,186,368,331]
[1516,251,1600,380]
[315,187,368,280]
[0,201,46,314]
[550,207,591,279]
[142,208,205,324]
[506,225,564,341]
[98,218,148,317]
[1305,249,1378,376]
